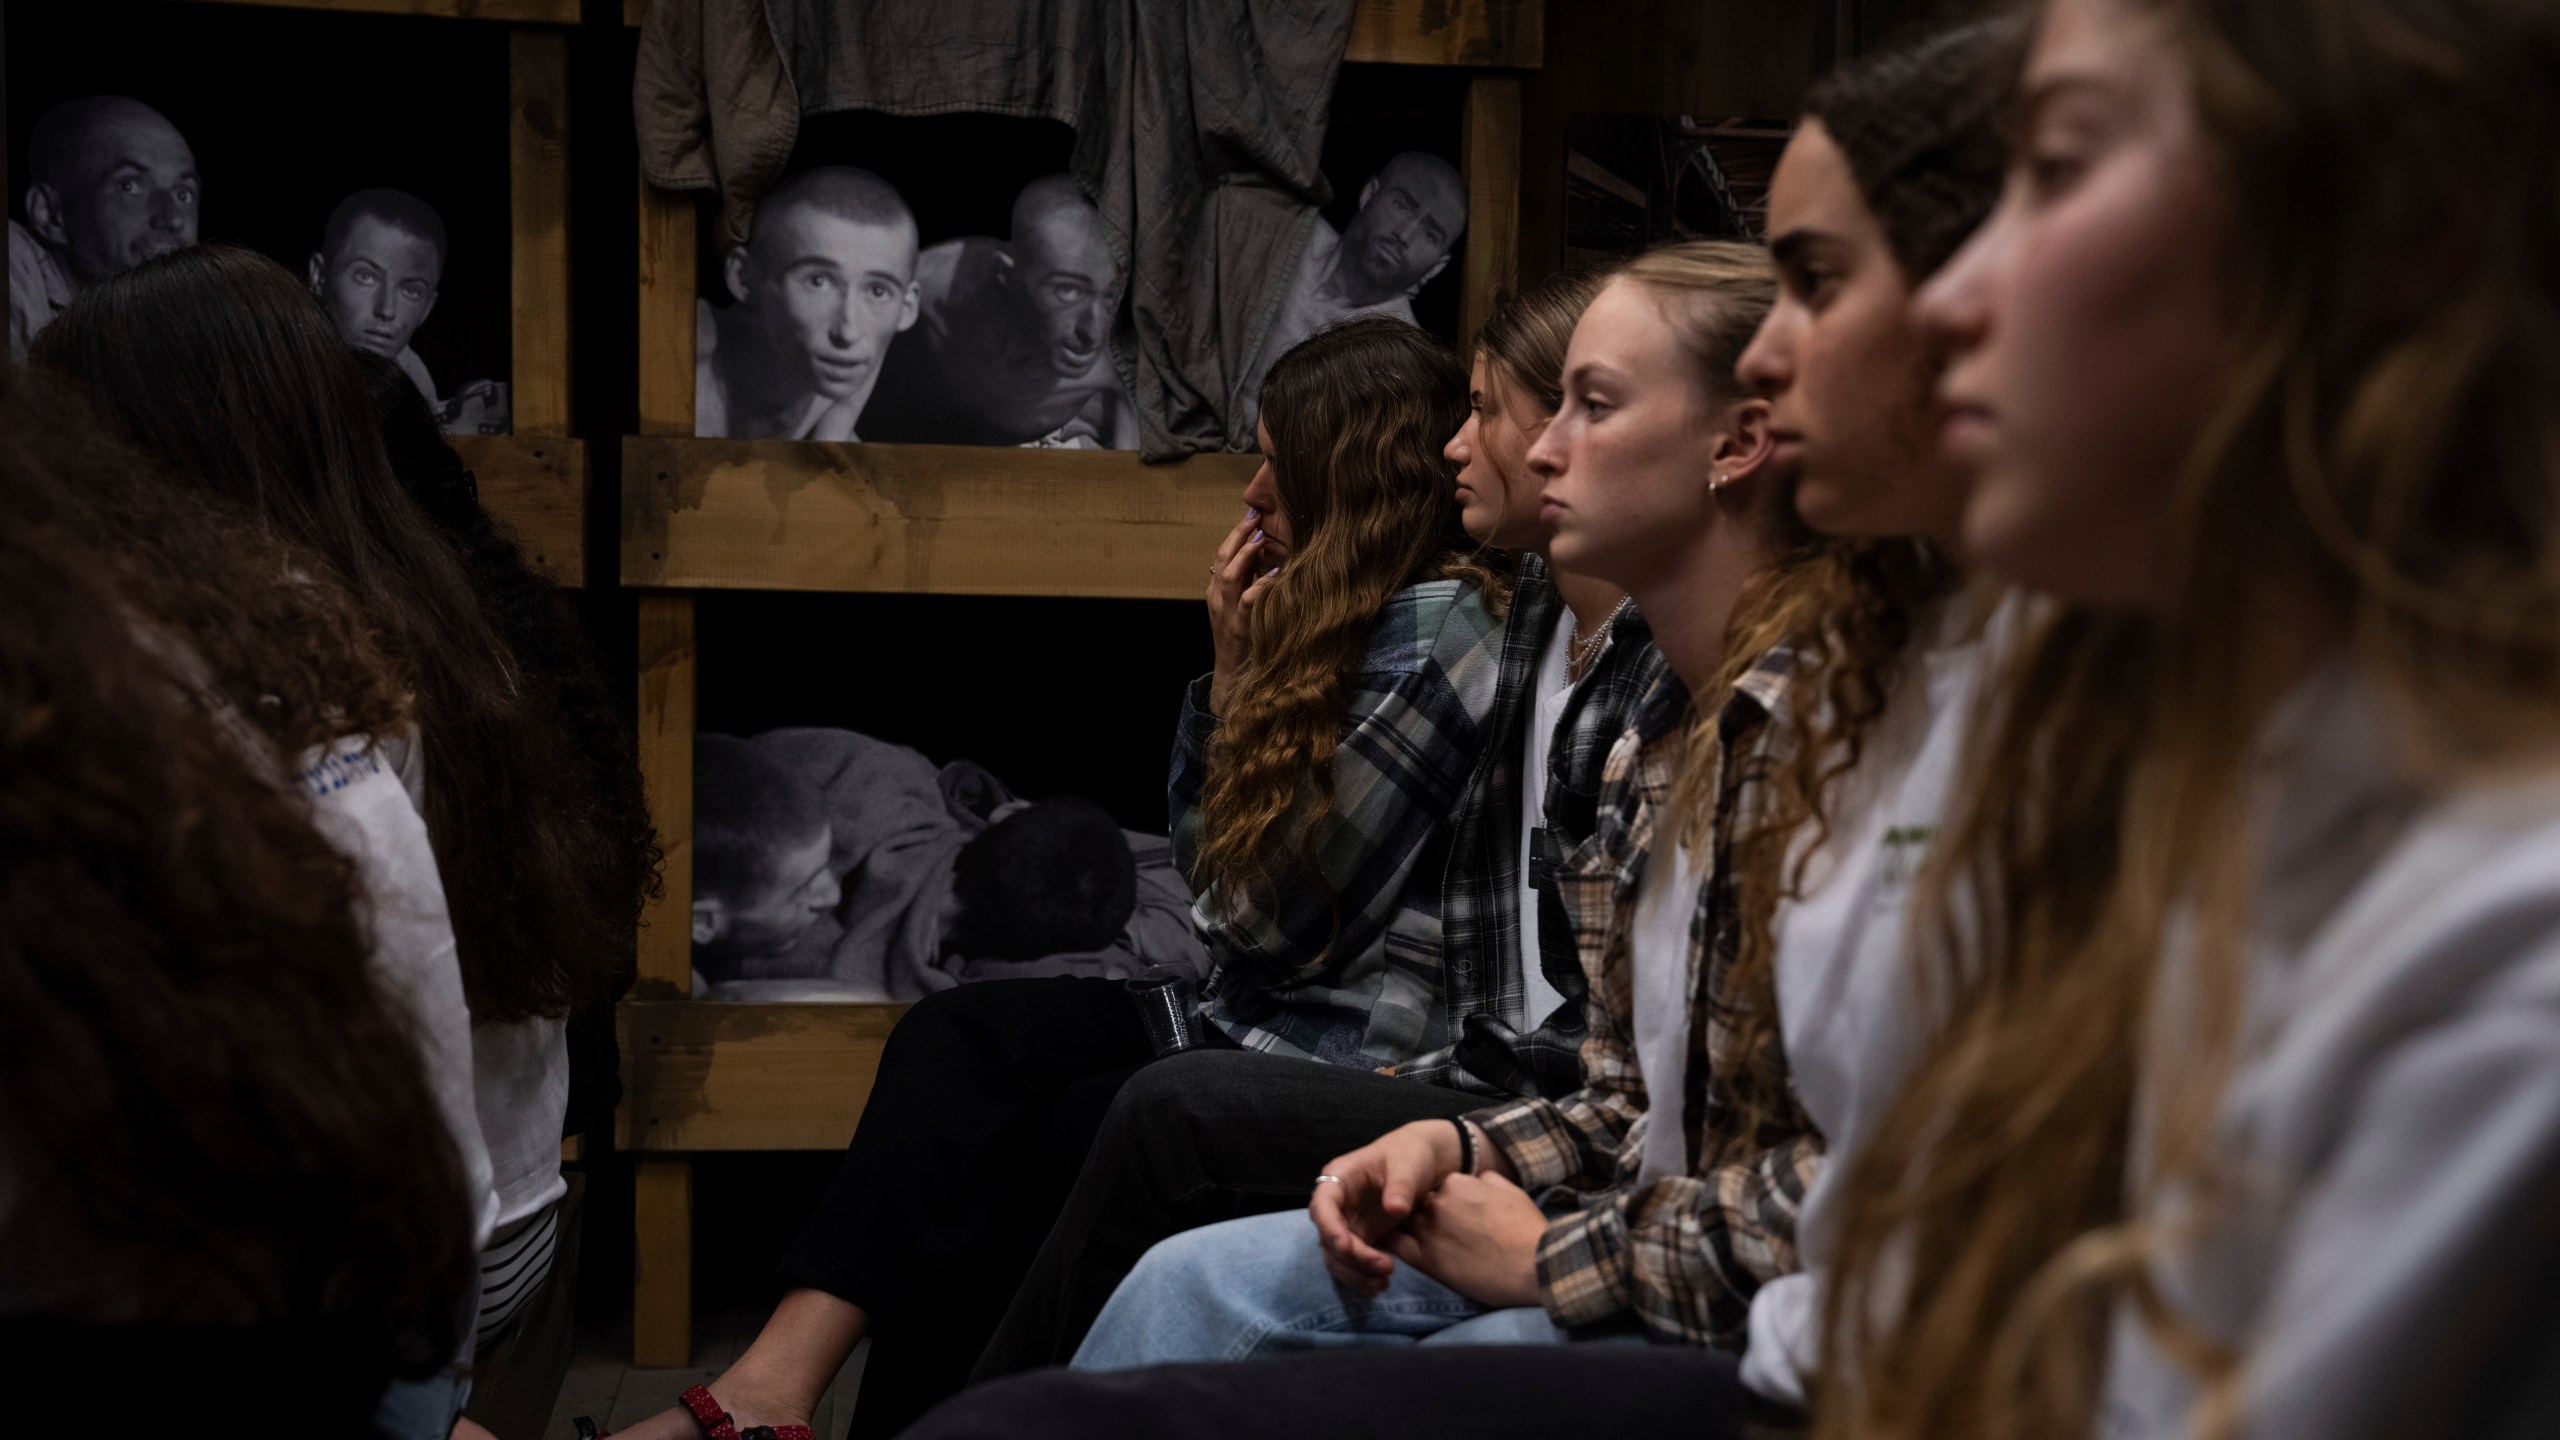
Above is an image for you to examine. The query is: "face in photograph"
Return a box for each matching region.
[308,192,446,361]
[1337,151,1468,303]
[23,96,199,285]
[1009,177,1116,384]
[727,168,923,414]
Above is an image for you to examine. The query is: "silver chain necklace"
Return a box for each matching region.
[1568,596,1631,681]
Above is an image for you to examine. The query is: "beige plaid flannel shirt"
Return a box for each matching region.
[1467,650,1825,1347]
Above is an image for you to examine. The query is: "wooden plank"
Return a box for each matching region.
[618,1001,909,1152]
[633,1158,693,1368]
[509,28,573,436]
[1345,0,1541,67]
[176,0,581,22]
[452,433,585,584]
[638,178,699,436]
[634,595,698,996]
[617,0,1542,65]
[1459,74,1522,346]
[623,436,1257,598]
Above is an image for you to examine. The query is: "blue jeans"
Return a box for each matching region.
[1071,1209,1592,1370]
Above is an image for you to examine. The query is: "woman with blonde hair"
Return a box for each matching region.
[1821,0,2560,1436]
[969,265,1663,1380]
[612,316,1513,1440]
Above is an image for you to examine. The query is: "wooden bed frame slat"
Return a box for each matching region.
[1346,0,1541,68]
[619,1000,911,1153]
[177,0,582,23]
[623,436,1258,597]
[452,433,584,582]
[509,29,575,435]
[634,595,699,996]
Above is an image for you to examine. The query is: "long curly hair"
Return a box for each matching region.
[1690,22,2014,1176]
[1194,317,1493,930]
[35,245,634,1022]
[1818,3,2560,1437]
[0,377,475,1378]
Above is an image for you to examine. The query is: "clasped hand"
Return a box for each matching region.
[1307,1120,1547,1310]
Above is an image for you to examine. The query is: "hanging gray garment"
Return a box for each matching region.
[638,0,1355,459]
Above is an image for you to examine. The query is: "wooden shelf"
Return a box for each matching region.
[618,0,1542,67]
[174,0,581,23]
[623,435,1256,598]
[618,1000,910,1153]
[454,433,585,584]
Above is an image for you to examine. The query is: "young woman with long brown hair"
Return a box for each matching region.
[31,244,651,1380]
[966,267,1664,1381]
[1820,1,2560,1436]
[1061,238,1800,1369]
[894,19,2022,1437]
[0,373,479,1427]
[612,317,1512,1440]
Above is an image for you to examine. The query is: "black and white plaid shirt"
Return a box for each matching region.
[1400,555,1667,1097]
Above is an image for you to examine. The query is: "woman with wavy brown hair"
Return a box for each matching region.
[31,244,650,1378]
[0,373,478,1425]
[611,316,1503,1440]
[1817,0,2560,1436]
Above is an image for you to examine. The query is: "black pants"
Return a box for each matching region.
[907,1346,1801,1440]
[778,976,1156,1440]
[973,1048,1479,1379]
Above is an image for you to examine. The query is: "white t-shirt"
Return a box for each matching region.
[1630,840,1707,1189]
[1740,602,1999,1406]
[1516,615,1579,1028]
[297,734,503,1250]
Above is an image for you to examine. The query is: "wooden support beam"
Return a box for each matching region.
[633,1158,693,1368]
[619,1001,909,1152]
[634,595,698,997]
[638,178,699,437]
[178,0,581,21]
[622,0,1541,67]
[1345,0,1541,67]
[452,434,584,584]
[509,28,573,436]
[622,436,1257,597]
[1459,74,1523,346]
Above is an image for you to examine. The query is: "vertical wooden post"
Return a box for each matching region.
[630,591,696,1367]
[634,593,698,997]
[637,177,698,438]
[509,28,573,436]
[1460,73,1523,347]
[633,1157,694,1368]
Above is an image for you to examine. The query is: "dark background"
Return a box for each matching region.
[8,0,515,399]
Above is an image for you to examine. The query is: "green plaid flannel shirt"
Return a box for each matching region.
[1171,578,1508,1068]
[1467,647,1826,1347]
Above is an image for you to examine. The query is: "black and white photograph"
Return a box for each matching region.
[7,2,513,433]
[688,725,1204,1003]
[688,75,1470,450]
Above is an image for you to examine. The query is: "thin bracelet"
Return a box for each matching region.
[1448,1116,1477,1176]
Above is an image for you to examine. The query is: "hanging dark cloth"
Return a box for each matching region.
[633,0,1358,458]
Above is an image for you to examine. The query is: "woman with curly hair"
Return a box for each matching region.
[0,372,480,1428]
[611,317,1511,1440]
[32,246,655,1395]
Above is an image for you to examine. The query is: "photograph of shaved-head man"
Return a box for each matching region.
[309,188,508,435]
[696,166,922,441]
[9,95,198,361]
[1238,149,1467,429]
[860,174,1136,450]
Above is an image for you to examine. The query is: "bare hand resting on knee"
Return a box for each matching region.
[1309,1119,1524,1298]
